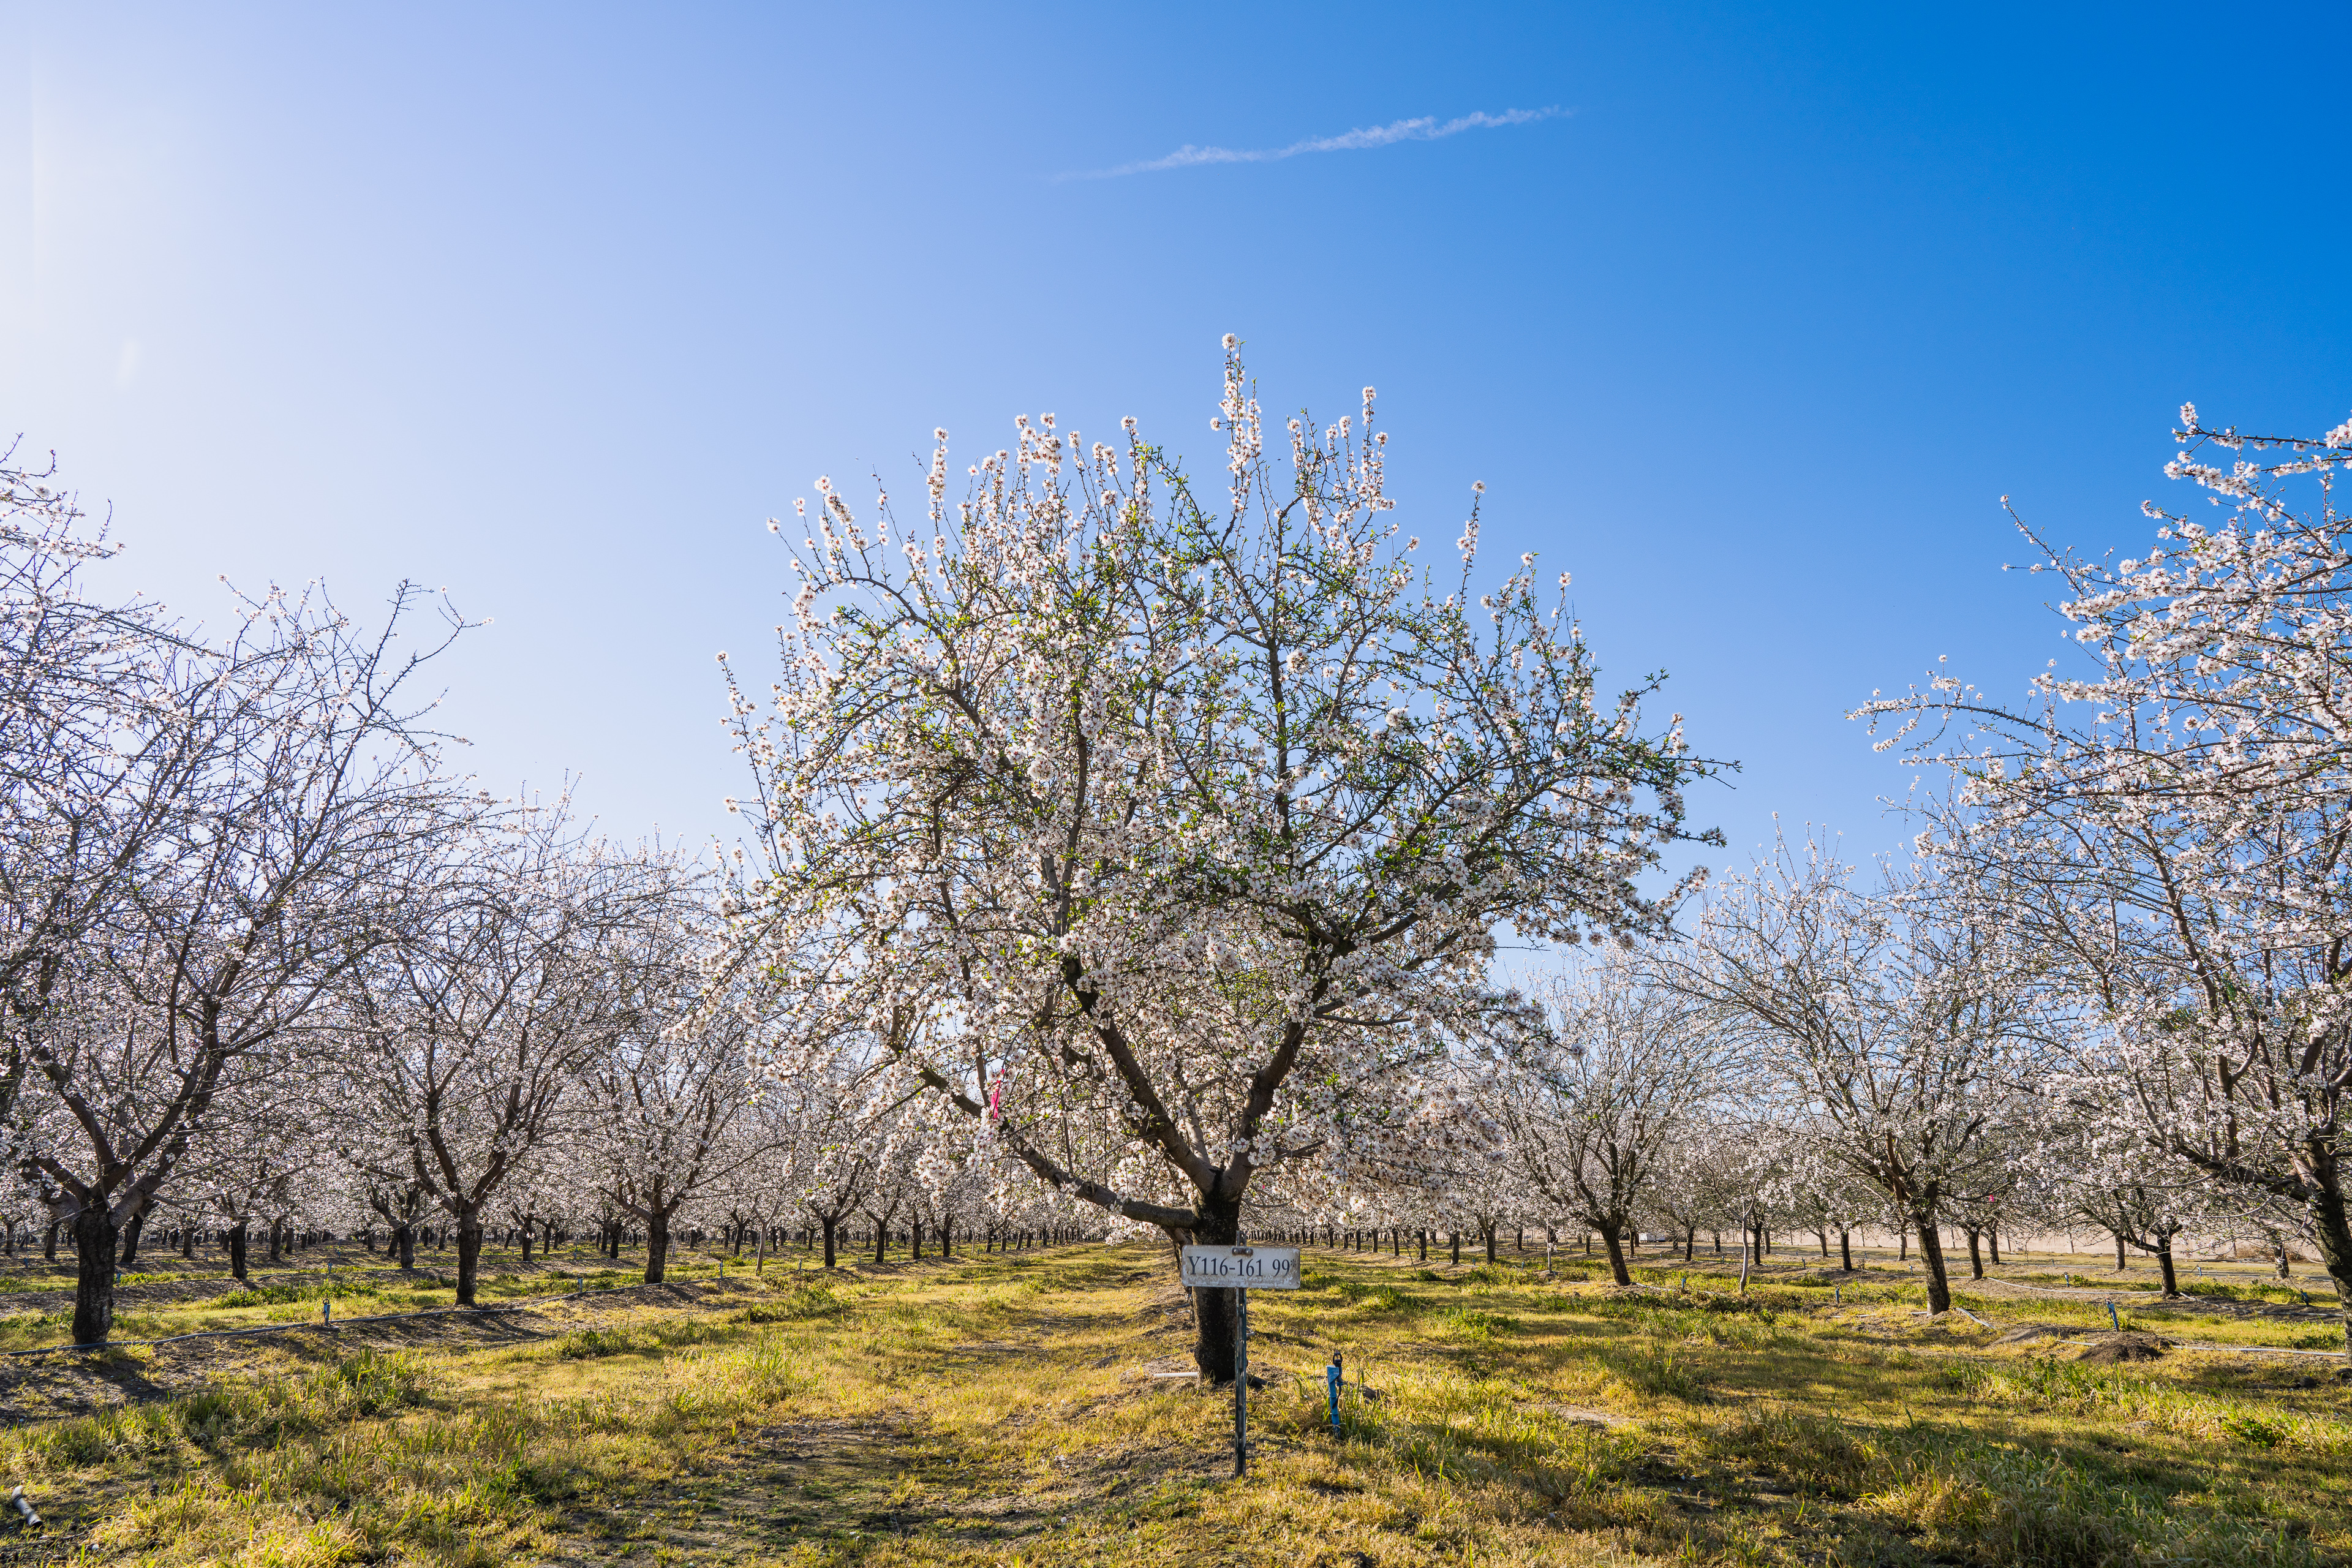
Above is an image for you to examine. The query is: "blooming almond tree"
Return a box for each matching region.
[584,888,761,1284]
[347,808,653,1306]
[0,452,214,1137]
[1643,1118,1750,1264]
[714,342,1719,1379]
[1481,960,1721,1286]
[18,583,462,1343]
[1862,406,2352,1357]
[1661,836,2041,1314]
[768,1058,894,1270]
[177,1056,333,1282]
[2029,1114,2210,1295]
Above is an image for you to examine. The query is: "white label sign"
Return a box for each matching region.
[1180,1245,1303,1291]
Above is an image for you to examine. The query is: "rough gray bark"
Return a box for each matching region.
[70,1204,116,1344]
[454,1218,483,1305]
[1915,1216,1953,1314]
[644,1212,672,1284]
[1186,1194,1243,1384]
[1598,1217,1633,1287]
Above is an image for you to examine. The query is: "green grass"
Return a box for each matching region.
[2185,1278,2320,1305]
[0,1242,2345,1564]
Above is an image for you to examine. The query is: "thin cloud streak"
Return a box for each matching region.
[1058,107,1568,181]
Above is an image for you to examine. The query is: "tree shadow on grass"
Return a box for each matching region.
[544,1409,1252,1566]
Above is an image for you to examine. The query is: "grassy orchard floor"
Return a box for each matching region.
[0,1241,2343,1566]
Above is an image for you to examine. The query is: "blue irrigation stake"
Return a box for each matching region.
[1834,1284,1841,1305]
[1327,1354,1343,1435]
[2107,1301,2120,1330]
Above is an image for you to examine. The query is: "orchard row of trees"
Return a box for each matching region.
[1262,911,2320,1318]
[12,350,2350,1384]
[0,451,1107,1348]
[709,349,2352,1378]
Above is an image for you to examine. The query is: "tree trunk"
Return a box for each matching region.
[119,1208,146,1268]
[43,1219,57,1262]
[2156,1235,2180,1297]
[821,1216,838,1268]
[70,1204,118,1344]
[181,1223,194,1260]
[1188,1197,1243,1386]
[1988,1225,2002,1265]
[1839,1229,1853,1272]
[644,1212,671,1284]
[266,1221,282,1264]
[1966,1226,1985,1280]
[454,1219,484,1306]
[1915,1215,1953,1314]
[519,1223,534,1264]
[2307,1185,2352,1366]
[228,1221,250,1282]
[1599,1218,1633,1287]
[1417,1229,1427,1262]
[1684,1224,1696,1262]
[1450,1231,1461,1265]
[2116,1233,2128,1270]
[1483,1224,1497,1264]
[396,1223,416,1270]
[873,1221,887,1265]
[911,1219,924,1261]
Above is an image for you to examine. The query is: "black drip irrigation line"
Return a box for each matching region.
[1,1284,643,1359]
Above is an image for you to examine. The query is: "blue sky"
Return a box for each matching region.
[6,3,2347,878]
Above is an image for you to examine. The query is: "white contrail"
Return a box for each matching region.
[1058,107,1567,181]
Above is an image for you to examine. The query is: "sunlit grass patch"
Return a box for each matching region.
[6,1348,436,1475]
[1436,1305,1518,1342]
[1707,1403,2320,1568]
[1939,1355,2352,1454]
[730,1282,853,1324]
[0,1240,2345,1565]
[2184,1278,2309,1305]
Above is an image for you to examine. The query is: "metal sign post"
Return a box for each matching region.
[1179,1244,1302,1478]
[1234,1286,1249,1475]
